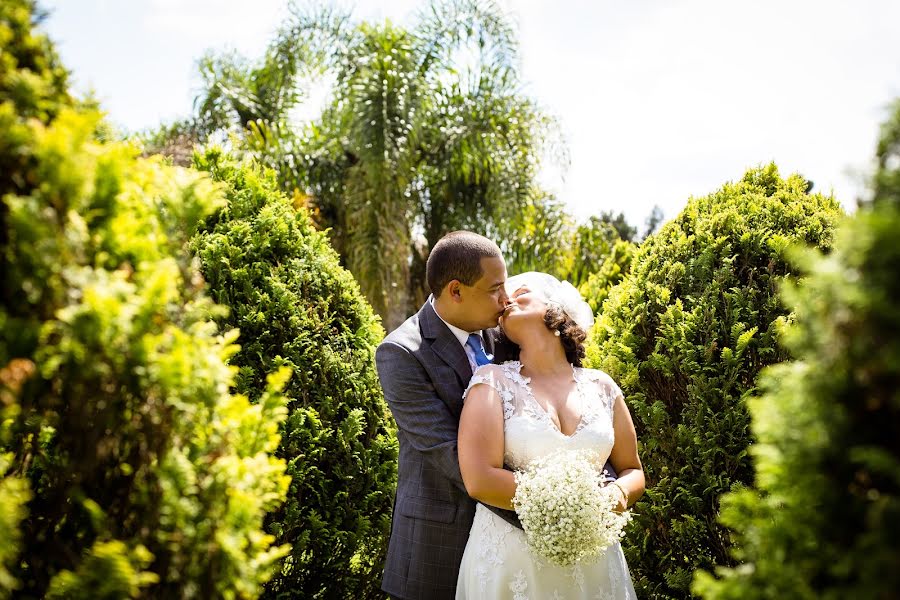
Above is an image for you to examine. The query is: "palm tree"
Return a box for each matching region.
[192,0,565,329]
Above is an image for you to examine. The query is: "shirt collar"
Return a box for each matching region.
[430,296,475,347]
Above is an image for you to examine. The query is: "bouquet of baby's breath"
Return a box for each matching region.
[512,449,631,567]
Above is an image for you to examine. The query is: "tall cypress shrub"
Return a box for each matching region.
[693,104,900,599]
[585,165,844,598]
[190,148,398,598]
[1,3,291,596]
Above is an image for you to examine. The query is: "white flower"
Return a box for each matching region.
[512,449,631,567]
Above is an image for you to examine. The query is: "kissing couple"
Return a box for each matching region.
[376,231,645,600]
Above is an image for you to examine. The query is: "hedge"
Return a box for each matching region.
[694,102,900,599]
[191,149,398,599]
[585,165,844,598]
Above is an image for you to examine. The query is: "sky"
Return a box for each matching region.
[41,0,900,228]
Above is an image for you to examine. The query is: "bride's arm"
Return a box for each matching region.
[458,382,516,510]
[607,393,646,511]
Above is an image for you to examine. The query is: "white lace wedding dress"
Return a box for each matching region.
[456,361,637,600]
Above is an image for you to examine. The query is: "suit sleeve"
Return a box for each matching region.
[376,340,467,493]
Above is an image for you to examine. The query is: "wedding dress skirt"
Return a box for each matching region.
[455,361,637,600]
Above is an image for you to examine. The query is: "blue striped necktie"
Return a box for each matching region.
[466,333,493,367]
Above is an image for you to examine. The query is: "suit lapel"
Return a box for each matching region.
[420,299,473,386]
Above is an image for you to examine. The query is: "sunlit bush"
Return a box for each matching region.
[1,3,290,596]
[694,103,900,600]
[586,165,844,598]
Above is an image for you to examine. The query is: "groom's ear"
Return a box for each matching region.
[447,280,463,302]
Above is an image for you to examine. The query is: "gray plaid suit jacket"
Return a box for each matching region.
[376,299,520,600]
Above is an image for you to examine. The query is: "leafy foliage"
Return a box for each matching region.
[565,216,625,288]
[0,3,69,593]
[595,210,638,243]
[585,165,844,598]
[191,149,398,599]
[0,0,70,122]
[579,239,637,315]
[0,361,31,597]
[1,106,292,599]
[493,191,575,280]
[1,4,291,596]
[186,0,562,327]
[693,102,900,599]
[0,0,73,306]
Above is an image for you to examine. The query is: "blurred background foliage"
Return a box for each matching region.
[143,0,663,329]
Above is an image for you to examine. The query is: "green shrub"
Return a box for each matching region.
[1,105,292,598]
[190,148,398,599]
[567,216,624,288]
[0,0,70,121]
[579,238,636,315]
[1,4,291,594]
[1,0,73,311]
[0,361,31,597]
[693,103,900,599]
[585,165,844,598]
[0,4,66,594]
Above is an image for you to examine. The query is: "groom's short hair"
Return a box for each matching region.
[427,231,502,298]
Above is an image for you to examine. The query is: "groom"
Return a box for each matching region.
[375,231,521,600]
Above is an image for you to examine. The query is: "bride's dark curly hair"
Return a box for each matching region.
[499,305,588,367]
[544,305,588,367]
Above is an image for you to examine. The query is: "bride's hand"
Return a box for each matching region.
[602,482,628,513]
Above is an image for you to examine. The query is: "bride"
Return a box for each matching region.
[456,272,644,599]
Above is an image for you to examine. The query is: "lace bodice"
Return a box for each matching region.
[463,361,622,471]
[457,361,637,598]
